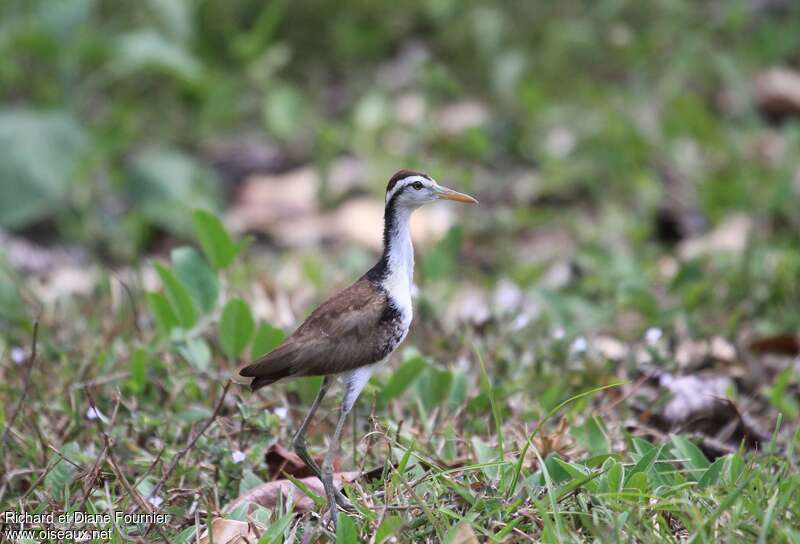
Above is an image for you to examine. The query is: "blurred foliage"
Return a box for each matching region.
[1,0,800,255]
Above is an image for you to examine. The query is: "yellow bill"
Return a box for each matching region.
[435,186,479,204]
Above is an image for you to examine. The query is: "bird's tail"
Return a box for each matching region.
[236,343,298,391]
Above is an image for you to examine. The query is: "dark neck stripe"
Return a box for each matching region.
[366,189,405,283]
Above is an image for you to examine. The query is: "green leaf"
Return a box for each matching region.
[127,348,147,394]
[46,442,81,496]
[335,513,359,544]
[171,246,218,312]
[251,322,286,359]
[179,338,211,371]
[192,209,241,269]
[606,460,624,492]
[553,458,599,493]
[375,514,402,543]
[238,469,263,496]
[146,292,179,335]
[219,298,255,358]
[0,109,90,228]
[416,366,453,410]
[625,471,648,493]
[127,150,219,236]
[114,29,203,82]
[626,444,660,483]
[259,510,295,544]
[154,262,197,328]
[698,456,726,489]
[671,434,710,479]
[573,415,609,456]
[381,354,427,402]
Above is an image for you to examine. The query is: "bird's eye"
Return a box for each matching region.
[411,181,424,190]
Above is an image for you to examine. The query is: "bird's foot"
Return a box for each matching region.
[335,489,356,512]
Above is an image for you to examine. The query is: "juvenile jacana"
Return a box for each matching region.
[238,170,477,528]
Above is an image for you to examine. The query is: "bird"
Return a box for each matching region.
[237,169,477,528]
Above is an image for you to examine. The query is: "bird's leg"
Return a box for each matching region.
[291,376,331,480]
[322,399,353,531]
[291,377,353,512]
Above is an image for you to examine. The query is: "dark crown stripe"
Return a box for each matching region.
[386,169,430,193]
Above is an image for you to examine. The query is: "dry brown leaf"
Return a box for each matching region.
[532,415,575,459]
[265,443,315,479]
[755,67,800,118]
[224,472,361,514]
[748,333,800,356]
[678,214,752,259]
[198,517,260,544]
[447,522,480,544]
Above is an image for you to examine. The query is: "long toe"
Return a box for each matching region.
[335,490,356,511]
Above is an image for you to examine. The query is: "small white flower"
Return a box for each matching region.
[231,450,246,464]
[571,337,588,353]
[11,347,26,364]
[552,327,566,340]
[148,495,164,508]
[644,327,663,345]
[86,406,103,420]
[274,406,288,419]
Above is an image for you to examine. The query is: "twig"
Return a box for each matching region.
[142,380,231,538]
[149,380,231,500]
[112,271,142,336]
[84,387,171,544]
[0,321,39,455]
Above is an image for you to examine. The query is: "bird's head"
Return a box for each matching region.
[385,169,478,210]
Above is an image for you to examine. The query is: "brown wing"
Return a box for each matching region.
[238,278,388,390]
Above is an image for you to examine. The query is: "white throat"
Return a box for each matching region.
[382,205,414,318]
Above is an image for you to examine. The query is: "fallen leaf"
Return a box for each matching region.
[198,517,260,544]
[224,472,361,514]
[754,67,800,119]
[447,522,480,544]
[748,333,800,356]
[678,214,753,259]
[265,443,314,479]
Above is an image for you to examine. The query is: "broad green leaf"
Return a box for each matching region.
[179,338,211,371]
[416,366,453,410]
[381,354,427,402]
[671,434,710,479]
[251,322,286,359]
[46,442,81,496]
[375,514,402,543]
[573,415,609,455]
[0,109,89,228]
[698,456,726,489]
[607,460,624,492]
[146,292,179,335]
[626,445,659,483]
[335,513,359,544]
[219,298,255,358]
[192,209,241,269]
[171,246,218,312]
[127,150,219,236]
[114,30,202,82]
[154,262,197,328]
[553,458,599,492]
[725,452,745,484]
[625,471,648,493]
